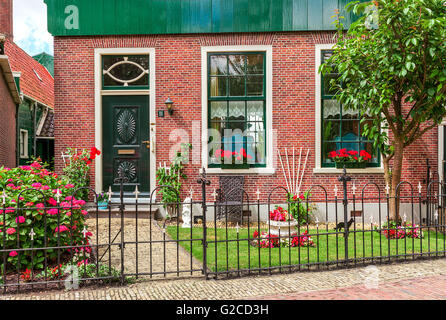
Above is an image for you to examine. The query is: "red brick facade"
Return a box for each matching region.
[53,32,438,200]
[0,0,13,40]
[0,69,16,168]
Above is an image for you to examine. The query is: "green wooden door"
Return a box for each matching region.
[102,96,150,193]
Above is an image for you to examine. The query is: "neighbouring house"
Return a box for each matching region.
[33,52,54,77]
[44,0,439,216]
[1,0,55,168]
[0,34,21,168]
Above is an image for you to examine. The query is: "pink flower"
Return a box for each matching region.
[35,203,45,208]
[55,225,69,233]
[81,210,88,216]
[65,184,75,189]
[6,183,15,188]
[31,182,42,189]
[41,185,50,191]
[47,208,59,215]
[15,216,25,224]
[20,166,31,171]
[9,251,17,257]
[6,228,16,235]
[5,207,15,214]
[30,162,41,168]
[48,198,57,206]
[25,202,34,207]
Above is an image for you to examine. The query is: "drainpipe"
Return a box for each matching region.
[33,101,37,158]
[15,103,19,166]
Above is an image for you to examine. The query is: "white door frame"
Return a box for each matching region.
[94,48,156,194]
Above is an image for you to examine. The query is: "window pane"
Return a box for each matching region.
[103,55,149,88]
[247,76,263,96]
[228,101,245,119]
[323,120,341,141]
[210,77,227,97]
[210,101,227,121]
[210,55,227,75]
[323,100,341,119]
[363,142,379,163]
[323,142,337,164]
[342,105,359,120]
[229,77,245,96]
[228,55,245,76]
[246,54,264,74]
[247,101,264,121]
[323,74,339,96]
[341,121,360,139]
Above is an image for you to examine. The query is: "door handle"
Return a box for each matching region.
[142,140,150,150]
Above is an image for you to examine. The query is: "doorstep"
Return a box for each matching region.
[87,204,159,219]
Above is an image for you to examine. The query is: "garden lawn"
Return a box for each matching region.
[166,226,446,273]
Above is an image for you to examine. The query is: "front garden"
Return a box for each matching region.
[167,224,446,274]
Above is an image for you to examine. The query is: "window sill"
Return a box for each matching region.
[313,167,384,174]
[202,168,276,175]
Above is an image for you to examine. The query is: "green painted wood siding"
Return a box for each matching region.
[44,0,364,36]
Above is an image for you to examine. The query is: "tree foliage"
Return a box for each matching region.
[321,0,446,217]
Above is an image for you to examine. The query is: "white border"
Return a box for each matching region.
[439,125,444,182]
[94,48,156,193]
[314,44,384,174]
[19,129,29,159]
[200,45,275,175]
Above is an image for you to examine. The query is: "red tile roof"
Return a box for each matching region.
[4,39,54,108]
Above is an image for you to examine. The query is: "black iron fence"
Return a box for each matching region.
[1,169,446,293]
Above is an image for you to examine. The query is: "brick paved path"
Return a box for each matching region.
[252,274,446,300]
[1,258,445,300]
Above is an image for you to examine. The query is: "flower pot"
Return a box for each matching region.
[268,220,298,236]
[335,162,367,169]
[98,201,108,210]
[221,163,250,170]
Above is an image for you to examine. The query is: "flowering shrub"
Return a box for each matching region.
[214,147,253,164]
[0,160,92,271]
[62,147,101,200]
[328,149,372,164]
[269,206,294,222]
[376,221,423,239]
[252,230,315,248]
[288,192,316,226]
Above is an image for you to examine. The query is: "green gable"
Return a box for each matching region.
[32,52,54,77]
[44,0,363,37]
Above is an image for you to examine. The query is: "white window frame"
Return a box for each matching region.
[313,44,384,174]
[201,45,275,175]
[19,129,29,159]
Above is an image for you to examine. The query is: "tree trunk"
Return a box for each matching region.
[388,138,405,221]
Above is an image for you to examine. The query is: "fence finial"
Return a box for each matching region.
[133,185,140,200]
[418,182,422,194]
[55,189,62,203]
[107,186,113,202]
[1,190,6,205]
[385,184,390,195]
[29,228,36,241]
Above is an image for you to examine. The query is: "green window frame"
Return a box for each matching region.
[207,52,267,169]
[101,55,150,90]
[321,50,380,168]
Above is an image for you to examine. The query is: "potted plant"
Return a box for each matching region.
[268,206,298,236]
[214,148,252,169]
[97,192,108,210]
[328,149,372,169]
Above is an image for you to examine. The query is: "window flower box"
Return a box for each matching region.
[329,149,372,169]
[335,162,367,169]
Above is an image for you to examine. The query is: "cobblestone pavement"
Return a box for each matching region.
[86,218,202,278]
[1,258,445,300]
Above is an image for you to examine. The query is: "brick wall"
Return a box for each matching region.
[0,71,16,168]
[0,0,13,39]
[53,32,438,200]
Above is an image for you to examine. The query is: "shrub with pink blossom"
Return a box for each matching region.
[252,230,315,248]
[0,160,92,271]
